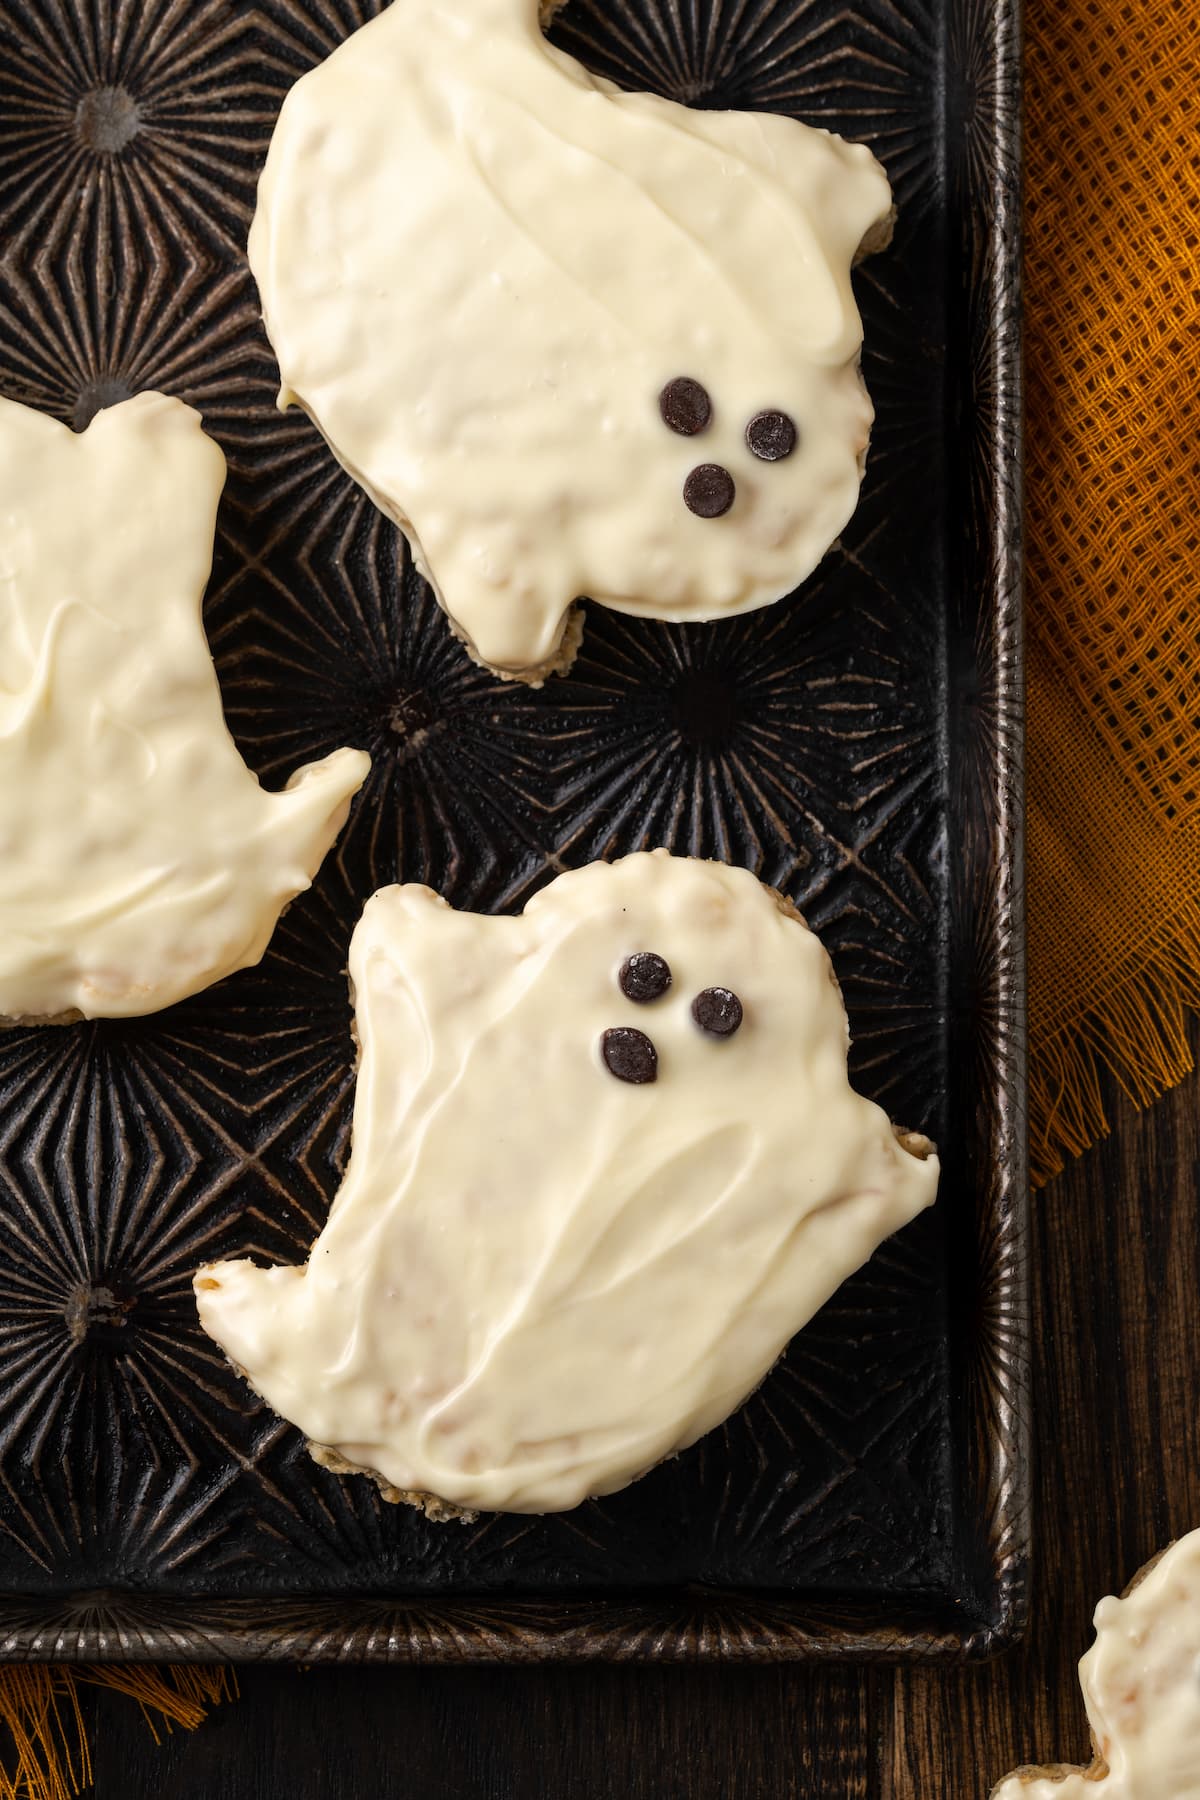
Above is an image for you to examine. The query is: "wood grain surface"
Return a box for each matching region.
[69,1053,1199,1798]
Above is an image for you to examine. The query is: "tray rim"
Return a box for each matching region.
[0,0,1027,1665]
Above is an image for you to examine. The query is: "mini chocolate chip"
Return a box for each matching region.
[659,377,712,436]
[745,409,797,462]
[683,463,735,518]
[601,1027,658,1083]
[691,987,743,1037]
[619,952,672,1004]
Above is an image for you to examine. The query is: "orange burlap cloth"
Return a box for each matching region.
[0,1668,234,1799]
[0,0,1194,1791]
[1026,0,1200,1184]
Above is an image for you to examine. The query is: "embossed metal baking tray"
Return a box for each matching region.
[0,0,1024,1661]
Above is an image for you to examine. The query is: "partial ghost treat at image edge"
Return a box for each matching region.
[0,390,369,1022]
[991,1527,1200,1800]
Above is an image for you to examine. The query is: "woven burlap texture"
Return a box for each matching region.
[1027,0,1200,1184]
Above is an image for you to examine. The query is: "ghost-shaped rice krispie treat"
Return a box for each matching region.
[248,0,894,683]
[0,392,370,1022]
[195,851,938,1517]
[992,1528,1200,1800]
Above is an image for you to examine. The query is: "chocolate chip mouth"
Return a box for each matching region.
[601,1026,658,1083]
[683,463,735,518]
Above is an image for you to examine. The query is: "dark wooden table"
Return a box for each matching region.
[77,1056,1200,1798]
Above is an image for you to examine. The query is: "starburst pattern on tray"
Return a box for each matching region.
[0,249,256,431]
[0,1022,261,1583]
[0,0,1025,1658]
[209,490,558,909]
[530,592,938,896]
[0,0,270,259]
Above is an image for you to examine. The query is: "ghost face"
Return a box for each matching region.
[195,852,936,1514]
[658,377,803,526]
[248,0,893,678]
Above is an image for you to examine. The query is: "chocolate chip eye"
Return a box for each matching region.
[619,952,672,1004]
[601,1027,658,1084]
[659,376,712,436]
[683,463,735,518]
[745,410,797,462]
[691,987,743,1037]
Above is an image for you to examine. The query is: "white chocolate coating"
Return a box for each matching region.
[992,1528,1200,1800]
[196,852,938,1515]
[0,391,370,1021]
[248,0,893,678]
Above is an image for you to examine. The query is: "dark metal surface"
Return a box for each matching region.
[0,0,1024,1661]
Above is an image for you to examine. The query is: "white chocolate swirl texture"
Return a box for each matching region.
[196,852,938,1515]
[992,1527,1200,1800]
[0,392,370,1021]
[248,0,894,679]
